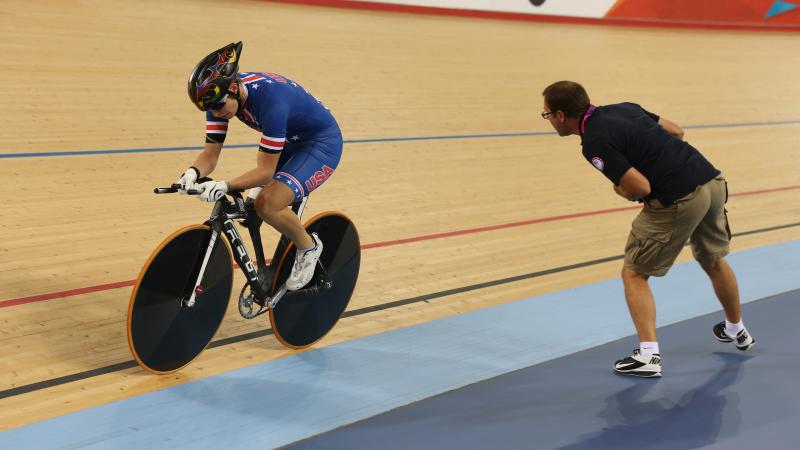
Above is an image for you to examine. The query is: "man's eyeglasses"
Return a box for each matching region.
[541,110,556,119]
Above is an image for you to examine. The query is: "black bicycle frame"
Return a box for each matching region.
[204,193,306,304]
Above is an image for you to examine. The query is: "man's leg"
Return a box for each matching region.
[701,257,754,349]
[621,265,657,342]
[613,265,662,377]
[700,258,740,323]
[691,177,754,350]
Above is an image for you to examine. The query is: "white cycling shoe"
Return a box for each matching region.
[286,233,323,291]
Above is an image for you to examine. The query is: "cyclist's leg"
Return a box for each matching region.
[256,178,312,249]
[256,137,341,244]
[255,136,342,290]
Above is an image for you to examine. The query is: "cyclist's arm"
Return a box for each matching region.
[225,98,288,190]
[192,112,230,176]
[191,142,223,177]
[227,150,280,191]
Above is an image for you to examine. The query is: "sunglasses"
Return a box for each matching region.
[208,95,228,111]
[541,110,557,119]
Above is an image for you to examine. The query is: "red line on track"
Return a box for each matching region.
[361,205,637,249]
[2,184,799,309]
[729,184,800,197]
[0,281,136,308]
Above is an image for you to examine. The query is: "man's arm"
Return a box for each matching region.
[226,150,280,191]
[658,117,684,140]
[614,167,651,201]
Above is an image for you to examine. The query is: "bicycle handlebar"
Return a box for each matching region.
[153,183,243,198]
[154,184,201,195]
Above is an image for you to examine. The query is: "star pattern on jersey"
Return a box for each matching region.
[229,72,337,191]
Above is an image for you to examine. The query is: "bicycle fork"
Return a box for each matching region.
[181,228,221,308]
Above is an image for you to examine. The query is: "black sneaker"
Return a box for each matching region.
[712,321,755,351]
[613,349,662,378]
[712,322,733,342]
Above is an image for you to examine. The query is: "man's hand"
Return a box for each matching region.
[197,180,228,202]
[176,166,200,194]
[616,167,651,201]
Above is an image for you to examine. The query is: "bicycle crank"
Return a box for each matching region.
[238,281,269,319]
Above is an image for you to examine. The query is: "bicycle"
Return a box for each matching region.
[126,182,361,374]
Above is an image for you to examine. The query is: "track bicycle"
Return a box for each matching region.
[126,182,360,374]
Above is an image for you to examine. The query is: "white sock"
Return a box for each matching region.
[725,320,744,337]
[639,342,660,357]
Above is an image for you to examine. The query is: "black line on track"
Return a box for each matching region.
[2,221,799,400]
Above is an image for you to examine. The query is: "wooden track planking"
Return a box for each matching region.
[1,0,799,431]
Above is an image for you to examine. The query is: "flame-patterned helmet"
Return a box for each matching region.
[187,42,243,111]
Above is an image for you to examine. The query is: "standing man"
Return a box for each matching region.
[541,81,755,378]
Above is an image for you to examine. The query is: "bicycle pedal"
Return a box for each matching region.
[238,293,255,318]
[314,267,332,288]
[239,296,268,319]
[238,282,269,319]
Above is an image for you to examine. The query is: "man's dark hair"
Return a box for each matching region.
[542,81,590,118]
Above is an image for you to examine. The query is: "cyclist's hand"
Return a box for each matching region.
[176,166,200,194]
[197,180,228,202]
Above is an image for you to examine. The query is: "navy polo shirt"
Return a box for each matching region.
[580,102,720,205]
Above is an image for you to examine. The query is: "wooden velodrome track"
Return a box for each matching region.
[2,0,799,431]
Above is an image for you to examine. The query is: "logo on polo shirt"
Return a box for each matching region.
[591,157,605,171]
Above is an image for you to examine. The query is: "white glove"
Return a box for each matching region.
[197,180,229,202]
[176,166,200,194]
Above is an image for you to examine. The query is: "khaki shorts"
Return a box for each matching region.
[624,176,731,277]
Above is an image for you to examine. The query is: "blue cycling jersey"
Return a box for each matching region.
[203,71,343,202]
[204,71,339,154]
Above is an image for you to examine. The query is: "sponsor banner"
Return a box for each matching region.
[268,0,800,30]
[608,0,800,26]
[347,0,618,18]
